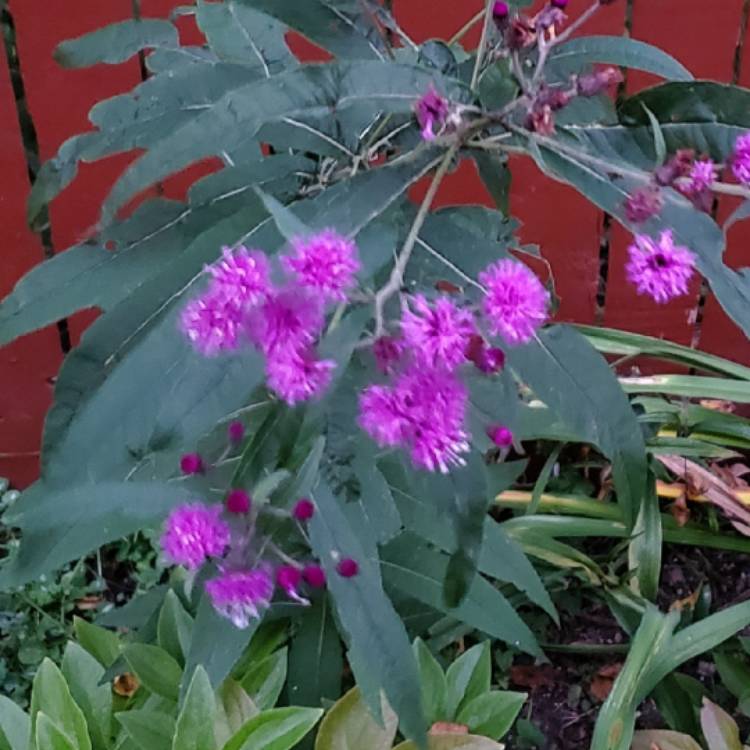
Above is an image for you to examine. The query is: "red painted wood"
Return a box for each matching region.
[0,34,62,488]
[604,0,746,361]
[695,15,750,366]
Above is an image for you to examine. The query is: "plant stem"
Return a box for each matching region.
[373,143,460,337]
[470,0,495,91]
[449,8,486,46]
[552,0,601,48]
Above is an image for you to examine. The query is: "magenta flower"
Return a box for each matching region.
[373,335,406,375]
[624,186,663,223]
[276,566,308,604]
[488,425,514,448]
[248,287,324,357]
[686,158,717,195]
[576,67,624,97]
[226,489,251,514]
[337,558,359,578]
[205,568,275,628]
[732,132,750,185]
[415,86,450,141]
[265,347,335,405]
[208,246,270,307]
[492,1,510,26]
[282,230,361,302]
[180,452,204,475]
[359,366,470,474]
[466,335,506,374]
[479,259,549,345]
[401,295,475,372]
[293,499,315,521]
[625,230,697,304]
[180,290,244,356]
[161,504,230,570]
[303,564,327,588]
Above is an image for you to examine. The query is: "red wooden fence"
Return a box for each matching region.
[1,0,749,488]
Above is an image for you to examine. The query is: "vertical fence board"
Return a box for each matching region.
[603,0,746,360]
[0,32,61,488]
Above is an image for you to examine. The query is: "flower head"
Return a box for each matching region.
[276,566,308,604]
[359,366,470,473]
[180,452,204,475]
[248,287,324,357]
[228,421,245,444]
[293,499,315,521]
[337,558,360,578]
[180,290,244,356]
[492,1,510,27]
[265,347,335,405]
[488,425,514,448]
[206,568,274,629]
[479,259,549,345]
[373,335,406,375]
[685,158,717,195]
[401,295,475,371]
[161,504,230,570]
[625,186,663,223]
[655,149,694,186]
[208,246,270,307]
[577,67,624,97]
[466,335,506,374]
[625,230,697,303]
[415,87,450,141]
[282,230,360,302]
[732,132,750,185]
[226,489,251,514]
[303,565,327,588]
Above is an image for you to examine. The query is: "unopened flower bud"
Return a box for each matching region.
[577,66,623,97]
[506,16,537,50]
[293,498,315,522]
[527,104,555,136]
[487,425,514,448]
[551,0,568,7]
[655,149,694,186]
[624,186,663,224]
[303,565,327,588]
[226,489,251,514]
[180,452,204,475]
[492,1,510,27]
[336,558,359,578]
[228,421,245,444]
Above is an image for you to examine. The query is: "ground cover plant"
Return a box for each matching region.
[2,0,750,748]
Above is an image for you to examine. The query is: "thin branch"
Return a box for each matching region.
[449,8,486,46]
[470,0,495,91]
[373,143,460,336]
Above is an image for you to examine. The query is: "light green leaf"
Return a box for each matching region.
[116,711,175,750]
[73,619,120,669]
[629,480,662,601]
[30,659,91,750]
[222,707,323,750]
[0,696,30,750]
[413,639,447,726]
[34,715,76,750]
[61,643,112,750]
[393,735,505,750]
[456,691,526,741]
[54,20,178,68]
[314,688,397,750]
[445,643,491,719]
[631,730,702,750]
[214,681,259,749]
[701,699,743,750]
[239,649,288,712]
[254,188,310,242]
[158,591,194,666]
[548,36,692,80]
[172,667,215,750]
[122,644,183,702]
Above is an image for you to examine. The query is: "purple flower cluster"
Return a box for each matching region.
[625,230,697,304]
[732,132,750,185]
[181,231,361,405]
[415,86,451,142]
[359,259,547,472]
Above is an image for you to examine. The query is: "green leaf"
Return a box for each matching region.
[548,36,693,80]
[313,687,397,750]
[254,189,310,242]
[508,325,648,528]
[455,691,526,741]
[381,533,541,658]
[713,652,750,701]
[629,479,662,601]
[393,735,505,750]
[445,643,491,719]
[122,644,183,702]
[158,591,195,666]
[308,472,427,745]
[701,699,743,750]
[631,731,702,750]
[0,696,30,750]
[61,643,112,750]
[116,711,175,750]
[34,715,76,750]
[239,649,288,711]
[173,667,215,750]
[195,0,293,72]
[620,375,750,404]
[0,482,188,588]
[214,681,259,749]
[184,593,256,693]
[413,639,447,726]
[30,660,91,750]
[54,20,178,68]
[222,707,323,750]
[73,618,120,669]
[288,596,343,709]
